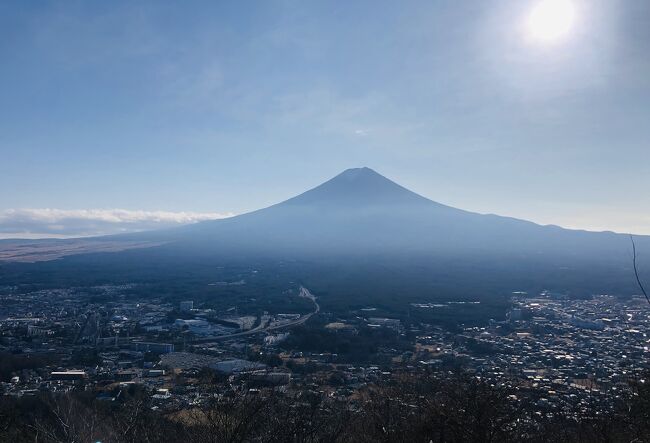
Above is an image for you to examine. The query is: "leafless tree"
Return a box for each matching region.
[28,394,111,443]
[631,235,649,305]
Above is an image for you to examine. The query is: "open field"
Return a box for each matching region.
[0,239,160,263]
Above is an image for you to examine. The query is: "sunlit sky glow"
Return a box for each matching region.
[526,0,577,44]
[1,0,649,238]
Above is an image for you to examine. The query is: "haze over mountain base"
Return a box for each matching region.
[0,168,646,323]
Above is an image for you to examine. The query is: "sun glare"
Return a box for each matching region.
[526,0,576,44]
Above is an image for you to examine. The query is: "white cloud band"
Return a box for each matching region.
[0,208,233,239]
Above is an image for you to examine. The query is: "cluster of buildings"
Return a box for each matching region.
[1,282,649,418]
[410,294,650,415]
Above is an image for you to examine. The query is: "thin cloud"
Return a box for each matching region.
[0,208,233,239]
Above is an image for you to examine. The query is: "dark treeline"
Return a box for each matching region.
[1,372,650,443]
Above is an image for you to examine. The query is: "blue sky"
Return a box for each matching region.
[1,0,649,237]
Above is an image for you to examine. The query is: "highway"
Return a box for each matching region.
[191,286,319,343]
[265,286,320,330]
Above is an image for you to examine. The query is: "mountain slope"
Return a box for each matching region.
[164,167,639,265]
[1,167,647,273]
[1,167,647,302]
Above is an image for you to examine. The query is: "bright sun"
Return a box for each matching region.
[526,0,576,44]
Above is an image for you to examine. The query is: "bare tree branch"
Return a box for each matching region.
[631,235,649,305]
